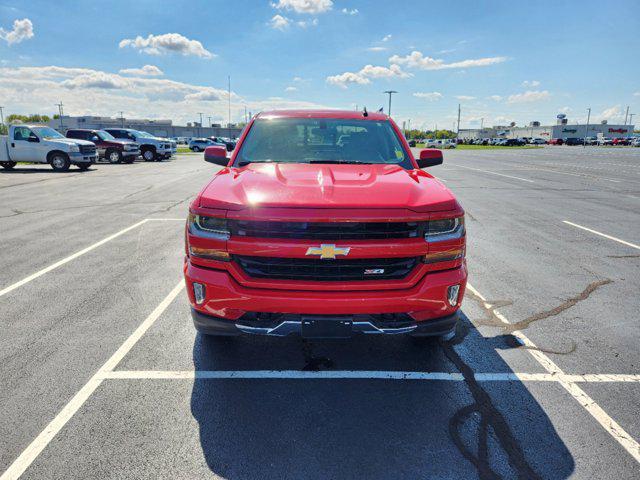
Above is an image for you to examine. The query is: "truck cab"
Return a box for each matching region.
[103,128,176,162]
[1,125,97,171]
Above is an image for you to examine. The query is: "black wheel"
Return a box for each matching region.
[50,153,70,172]
[0,161,17,170]
[142,148,156,162]
[107,149,122,164]
[77,163,91,171]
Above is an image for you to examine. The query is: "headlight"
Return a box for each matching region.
[424,216,465,242]
[69,145,80,153]
[188,213,230,239]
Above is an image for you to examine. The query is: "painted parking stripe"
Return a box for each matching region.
[100,370,640,382]
[0,219,147,299]
[0,281,185,480]
[447,163,535,183]
[563,221,640,250]
[0,218,185,299]
[466,283,640,464]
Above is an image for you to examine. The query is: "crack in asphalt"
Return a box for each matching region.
[442,339,542,480]
[465,279,612,335]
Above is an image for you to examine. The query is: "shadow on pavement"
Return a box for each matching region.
[191,312,574,479]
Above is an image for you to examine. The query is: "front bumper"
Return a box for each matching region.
[122,149,140,158]
[185,260,466,337]
[69,152,97,164]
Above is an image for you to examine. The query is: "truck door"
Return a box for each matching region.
[10,127,41,162]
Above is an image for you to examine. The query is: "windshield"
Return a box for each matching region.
[96,130,115,141]
[134,130,154,138]
[32,127,64,139]
[235,118,409,167]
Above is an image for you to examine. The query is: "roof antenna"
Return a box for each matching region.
[362,106,368,117]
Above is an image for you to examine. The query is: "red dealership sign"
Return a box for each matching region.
[609,128,628,133]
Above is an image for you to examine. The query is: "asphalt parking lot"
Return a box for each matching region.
[1,147,639,479]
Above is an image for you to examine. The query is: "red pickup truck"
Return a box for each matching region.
[184,110,467,340]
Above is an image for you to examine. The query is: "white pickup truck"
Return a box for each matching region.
[1,125,98,171]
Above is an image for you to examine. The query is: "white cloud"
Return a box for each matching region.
[367,46,387,52]
[271,0,333,14]
[269,14,292,30]
[488,95,502,102]
[0,18,34,45]
[119,33,214,58]
[119,65,164,76]
[389,51,507,70]
[0,65,329,125]
[522,80,540,87]
[285,86,298,92]
[382,34,392,42]
[341,8,359,15]
[506,90,551,103]
[326,71,370,88]
[560,106,572,114]
[634,92,640,96]
[600,105,623,121]
[413,92,443,101]
[326,63,411,88]
[297,18,319,27]
[455,95,475,101]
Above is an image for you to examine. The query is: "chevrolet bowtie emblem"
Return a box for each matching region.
[305,244,351,260]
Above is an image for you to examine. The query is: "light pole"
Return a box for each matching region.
[119,111,124,127]
[56,102,64,129]
[456,103,461,142]
[197,112,203,137]
[629,113,635,126]
[583,107,591,148]
[383,90,397,117]
[228,75,231,138]
[624,105,629,125]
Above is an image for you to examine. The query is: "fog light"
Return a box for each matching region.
[447,284,460,307]
[193,282,206,304]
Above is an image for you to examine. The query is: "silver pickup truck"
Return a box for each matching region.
[0,125,97,171]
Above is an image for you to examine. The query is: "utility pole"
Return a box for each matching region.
[383,90,397,117]
[624,105,629,125]
[583,107,591,148]
[119,111,124,127]
[456,103,461,142]
[197,112,203,137]
[207,116,212,128]
[228,75,231,138]
[629,113,635,126]
[56,102,64,129]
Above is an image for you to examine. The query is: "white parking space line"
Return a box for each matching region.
[447,163,535,183]
[0,281,185,480]
[0,217,186,300]
[563,221,640,250]
[0,219,149,299]
[466,283,640,464]
[101,370,640,383]
[524,167,621,183]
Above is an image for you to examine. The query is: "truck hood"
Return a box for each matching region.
[199,163,458,212]
[45,138,94,147]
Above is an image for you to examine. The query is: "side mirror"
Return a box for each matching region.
[28,135,39,143]
[416,148,443,168]
[204,146,229,166]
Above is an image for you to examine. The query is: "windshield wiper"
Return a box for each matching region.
[237,160,274,167]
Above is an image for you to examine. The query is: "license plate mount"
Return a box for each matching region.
[301,316,353,339]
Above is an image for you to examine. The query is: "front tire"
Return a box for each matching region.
[50,153,70,172]
[142,148,156,162]
[0,161,17,170]
[107,149,122,164]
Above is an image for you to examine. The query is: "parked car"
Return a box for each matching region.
[186,109,466,341]
[530,138,547,145]
[565,138,585,146]
[424,139,439,148]
[189,138,224,152]
[631,137,640,147]
[612,137,630,146]
[597,137,613,146]
[211,137,237,152]
[66,129,139,164]
[103,128,175,161]
[1,124,97,171]
[505,138,526,146]
[583,137,598,146]
[548,138,564,145]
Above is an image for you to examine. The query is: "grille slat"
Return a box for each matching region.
[234,255,418,281]
[229,220,423,240]
[79,145,96,155]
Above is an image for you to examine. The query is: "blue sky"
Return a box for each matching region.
[1,0,638,129]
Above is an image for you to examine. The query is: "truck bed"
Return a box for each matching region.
[0,136,9,162]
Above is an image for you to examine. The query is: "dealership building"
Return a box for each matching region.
[48,115,243,139]
[459,115,635,141]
